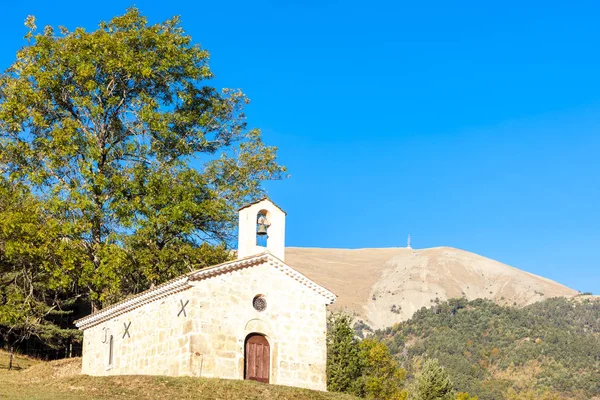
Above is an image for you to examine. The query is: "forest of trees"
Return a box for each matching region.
[327,297,599,399]
[373,297,600,400]
[327,312,478,400]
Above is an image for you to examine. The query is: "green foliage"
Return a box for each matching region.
[376,298,600,400]
[327,313,407,399]
[455,393,477,400]
[0,7,285,315]
[357,339,407,400]
[0,179,80,348]
[327,312,363,394]
[416,359,454,400]
[502,388,560,400]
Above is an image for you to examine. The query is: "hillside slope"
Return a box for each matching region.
[286,247,578,329]
[376,297,600,400]
[0,355,356,400]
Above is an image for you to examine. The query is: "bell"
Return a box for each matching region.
[257,223,268,236]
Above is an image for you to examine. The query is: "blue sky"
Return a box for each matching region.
[1,1,599,294]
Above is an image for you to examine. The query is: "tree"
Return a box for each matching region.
[503,389,560,400]
[455,393,478,400]
[358,338,408,400]
[326,312,362,393]
[0,179,80,365]
[0,8,285,311]
[327,313,407,399]
[416,359,454,400]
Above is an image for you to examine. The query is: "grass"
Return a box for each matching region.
[0,351,357,400]
[0,350,39,371]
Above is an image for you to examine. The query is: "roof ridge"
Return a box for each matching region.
[75,252,336,330]
[237,197,287,215]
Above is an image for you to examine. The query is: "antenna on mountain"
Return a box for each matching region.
[406,234,412,249]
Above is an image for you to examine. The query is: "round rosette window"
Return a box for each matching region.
[253,295,267,312]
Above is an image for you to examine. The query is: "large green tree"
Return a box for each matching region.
[0,8,285,311]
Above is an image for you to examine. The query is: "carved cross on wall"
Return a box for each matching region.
[123,321,131,339]
[178,299,189,317]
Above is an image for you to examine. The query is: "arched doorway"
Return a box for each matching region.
[244,333,270,383]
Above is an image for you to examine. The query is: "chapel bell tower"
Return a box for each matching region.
[237,197,286,261]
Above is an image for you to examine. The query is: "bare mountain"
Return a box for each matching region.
[285,246,578,330]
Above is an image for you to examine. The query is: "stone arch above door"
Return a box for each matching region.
[243,318,273,337]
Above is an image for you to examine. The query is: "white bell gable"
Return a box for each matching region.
[237,198,286,261]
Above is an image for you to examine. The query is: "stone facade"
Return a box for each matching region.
[79,254,335,391]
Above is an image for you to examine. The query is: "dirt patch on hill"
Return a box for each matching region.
[25,357,82,381]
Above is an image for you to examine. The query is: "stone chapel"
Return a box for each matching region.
[75,198,336,391]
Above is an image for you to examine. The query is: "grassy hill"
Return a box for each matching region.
[375,296,600,400]
[0,354,356,400]
[0,350,39,371]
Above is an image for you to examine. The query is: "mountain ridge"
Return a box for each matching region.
[285,246,578,330]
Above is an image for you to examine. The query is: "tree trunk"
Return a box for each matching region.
[8,346,14,371]
[91,298,101,313]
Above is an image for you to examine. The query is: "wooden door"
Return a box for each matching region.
[245,334,270,383]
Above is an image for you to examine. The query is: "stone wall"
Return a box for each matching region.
[81,260,329,391]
